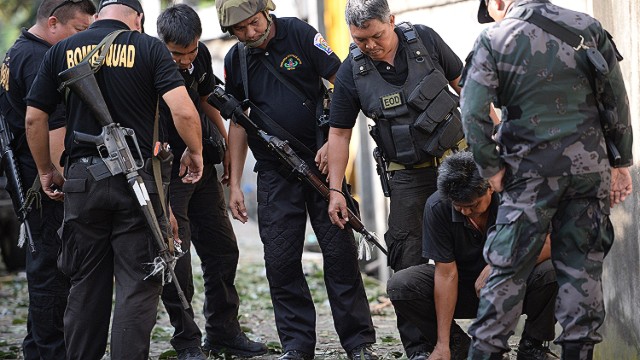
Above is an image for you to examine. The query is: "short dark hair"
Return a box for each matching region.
[38,0,97,23]
[437,151,490,203]
[345,0,391,28]
[157,4,202,47]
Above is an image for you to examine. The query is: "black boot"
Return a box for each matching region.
[561,342,594,360]
[517,337,558,360]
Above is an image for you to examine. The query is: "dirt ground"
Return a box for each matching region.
[0,218,546,359]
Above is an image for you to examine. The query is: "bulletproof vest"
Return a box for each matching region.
[350,22,463,165]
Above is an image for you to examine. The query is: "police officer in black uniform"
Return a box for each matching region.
[0,1,95,359]
[326,0,467,359]
[156,4,267,360]
[216,0,377,359]
[24,1,203,359]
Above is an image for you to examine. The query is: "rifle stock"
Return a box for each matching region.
[58,61,189,309]
[207,86,387,256]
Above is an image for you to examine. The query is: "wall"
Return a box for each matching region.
[590,1,640,358]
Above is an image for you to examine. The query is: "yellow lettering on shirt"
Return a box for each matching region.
[0,61,10,92]
[64,44,136,69]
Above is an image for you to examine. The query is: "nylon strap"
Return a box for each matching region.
[151,99,174,254]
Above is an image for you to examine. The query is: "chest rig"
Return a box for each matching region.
[350,22,463,165]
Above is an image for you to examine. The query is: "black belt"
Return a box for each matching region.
[69,156,104,165]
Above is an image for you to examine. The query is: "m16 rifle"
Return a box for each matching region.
[0,113,35,252]
[58,61,189,309]
[207,86,387,256]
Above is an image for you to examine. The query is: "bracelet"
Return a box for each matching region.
[329,188,346,198]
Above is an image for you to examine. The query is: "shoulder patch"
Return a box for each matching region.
[313,33,334,55]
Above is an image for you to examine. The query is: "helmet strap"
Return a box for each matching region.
[245,11,272,48]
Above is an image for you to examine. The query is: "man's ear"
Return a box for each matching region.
[47,16,59,30]
[389,14,395,26]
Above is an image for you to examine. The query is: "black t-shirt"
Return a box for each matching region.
[26,19,184,160]
[0,29,66,149]
[162,42,220,167]
[329,24,463,129]
[223,16,341,171]
[422,191,499,282]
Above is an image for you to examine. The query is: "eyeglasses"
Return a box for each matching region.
[49,0,84,18]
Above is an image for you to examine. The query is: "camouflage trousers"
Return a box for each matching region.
[468,171,613,358]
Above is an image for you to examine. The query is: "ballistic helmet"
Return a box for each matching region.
[216,0,276,32]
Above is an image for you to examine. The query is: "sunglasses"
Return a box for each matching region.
[49,0,85,18]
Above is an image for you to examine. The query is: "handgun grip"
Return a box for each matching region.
[73,130,101,145]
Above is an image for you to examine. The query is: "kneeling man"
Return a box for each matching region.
[387,152,557,360]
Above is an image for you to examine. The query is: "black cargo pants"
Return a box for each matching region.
[59,157,164,360]
[257,169,376,355]
[161,163,242,350]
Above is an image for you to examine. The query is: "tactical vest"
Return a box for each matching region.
[350,22,463,165]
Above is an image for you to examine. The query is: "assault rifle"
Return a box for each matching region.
[58,61,189,309]
[0,113,35,252]
[207,86,387,256]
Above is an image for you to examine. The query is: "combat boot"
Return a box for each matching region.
[349,343,379,360]
[202,332,268,357]
[561,342,594,360]
[450,328,471,360]
[408,351,431,360]
[517,338,558,360]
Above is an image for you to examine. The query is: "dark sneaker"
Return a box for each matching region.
[176,347,207,360]
[350,344,378,360]
[409,351,431,360]
[517,338,559,360]
[450,330,471,360]
[278,350,315,360]
[202,332,268,357]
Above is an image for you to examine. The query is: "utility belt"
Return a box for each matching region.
[67,154,171,187]
[386,138,467,171]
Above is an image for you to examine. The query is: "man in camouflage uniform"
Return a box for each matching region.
[460,1,633,359]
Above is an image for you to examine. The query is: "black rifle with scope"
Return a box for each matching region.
[207,86,387,256]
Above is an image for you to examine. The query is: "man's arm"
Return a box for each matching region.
[431,261,459,360]
[327,127,352,227]
[49,127,66,175]
[163,86,203,183]
[460,36,503,181]
[227,122,249,223]
[25,106,64,200]
[536,234,552,264]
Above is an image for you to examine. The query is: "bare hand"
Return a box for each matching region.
[179,148,203,184]
[488,168,506,193]
[229,186,248,223]
[40,164,65,201]
[610,167,632,208]
[328,190,348,229]
[475,265,492,297]
[428,343,451,360]
[220,151,231,186]
[169,208,180,244]
[315,142,330,175]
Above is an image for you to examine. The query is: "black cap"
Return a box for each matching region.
[477,0,494,24]
[99,0,143,14]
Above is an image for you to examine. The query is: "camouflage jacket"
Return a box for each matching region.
[460,0,632,178]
